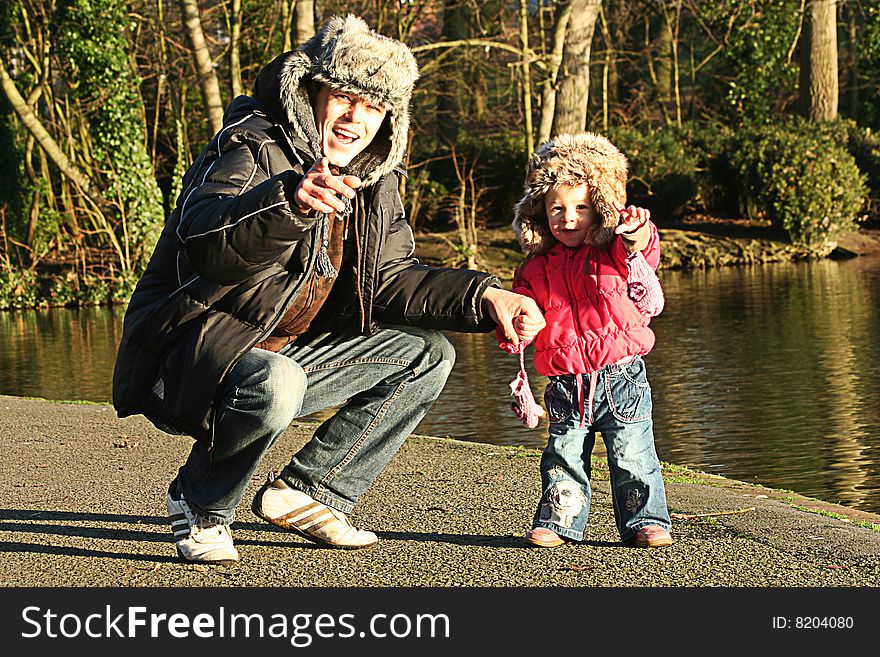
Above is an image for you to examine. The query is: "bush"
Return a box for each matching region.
[607,125,701,223]
[684,121,739,217]
[408,131,526,231]
[728,118,867,251]
[844,122,880,225]
[0,268,39,309]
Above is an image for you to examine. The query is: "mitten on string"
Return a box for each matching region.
[509,349,544,429]
[625,251,665,316]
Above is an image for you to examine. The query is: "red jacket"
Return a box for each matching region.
[500,222,661,376]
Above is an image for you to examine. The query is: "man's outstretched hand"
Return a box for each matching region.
[482,287,545,346]
[293,157,362,215]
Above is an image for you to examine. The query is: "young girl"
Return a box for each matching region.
[500,132,673,548]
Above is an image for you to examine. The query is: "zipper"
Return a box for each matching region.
[564,247,592,375]
[353,193,366,332]
[368,188,384,332]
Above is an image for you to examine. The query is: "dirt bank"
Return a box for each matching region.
[415,225,880,282]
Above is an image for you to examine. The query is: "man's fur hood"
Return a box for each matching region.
[252,14,419,187]
[513,132,628,254]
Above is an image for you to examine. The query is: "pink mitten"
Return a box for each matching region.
[509,350,544,429]
[626,251,665,316]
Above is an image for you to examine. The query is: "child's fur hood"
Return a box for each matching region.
[254,15,419,187]
[513,132,628,254]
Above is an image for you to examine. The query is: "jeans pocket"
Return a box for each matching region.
[607,360,652,423]
[544,378,574,424]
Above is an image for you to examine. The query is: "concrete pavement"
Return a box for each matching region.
[1,395,879,587]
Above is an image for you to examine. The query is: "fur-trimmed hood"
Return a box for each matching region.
[513,132,628,254]
[252,14,419,187]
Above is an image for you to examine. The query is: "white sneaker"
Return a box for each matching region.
[167,486,240,564]
[252,475,378,549]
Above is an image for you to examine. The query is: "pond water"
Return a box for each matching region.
[2,255,879,513]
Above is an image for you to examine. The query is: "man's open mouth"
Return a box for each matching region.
[332,127,360,145]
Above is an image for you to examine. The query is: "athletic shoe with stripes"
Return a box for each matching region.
[167,484,240,564]
[251,474,378,549]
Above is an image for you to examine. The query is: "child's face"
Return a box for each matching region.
[544,184,597,248]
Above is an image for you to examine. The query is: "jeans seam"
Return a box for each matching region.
[318,379,410,489]
[302,357,411,373]
[281,476,355,514]
[192,509,234,526]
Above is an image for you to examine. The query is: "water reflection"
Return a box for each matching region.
[1,257,878,513]
[0,305,125,403]
[648,258,880,511]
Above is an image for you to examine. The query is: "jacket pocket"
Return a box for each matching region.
[544,377,574,424]
[606,357,652,423]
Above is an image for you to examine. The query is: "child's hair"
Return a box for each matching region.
[513,132,628,254]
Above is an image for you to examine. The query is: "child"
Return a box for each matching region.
[500,132,673,548]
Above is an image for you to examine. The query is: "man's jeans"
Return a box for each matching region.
[174,325,455,525]
[532,356,671,543]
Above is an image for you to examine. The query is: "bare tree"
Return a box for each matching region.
[294,0,316,47]
[519,0,535,154]
[800,0,838,120]
[0,57,104,213]
[179,0,224,134]
[840,0,859,118]
[551,0,602,136]
[436,0,468,145]
[230,0,243,97]
[537,0,574,144]
[448,146,484,271]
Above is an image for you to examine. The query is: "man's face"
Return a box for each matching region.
[314,84,388,167]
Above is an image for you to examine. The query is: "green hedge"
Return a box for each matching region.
[845,122,880,224]
[728,118,866,250]
[607,124,700,223]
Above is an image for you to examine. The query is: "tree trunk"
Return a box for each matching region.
[800,0,838,121]
[437,0,468,145]
[280,0,292,52]
[519,0,534,156]
[551,0,601,136]
[230,0,243,97]
[179,0,224,135]
[654,16,672,113]
[537,0,573,144]
[841,0,859,119]
[293,0,316,48]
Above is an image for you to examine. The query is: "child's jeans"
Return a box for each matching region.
[532,356,671,543]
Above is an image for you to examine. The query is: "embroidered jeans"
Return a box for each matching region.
[173,325,455,524]
[532,356,671,542]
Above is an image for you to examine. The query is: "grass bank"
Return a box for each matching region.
[414,223,880,283]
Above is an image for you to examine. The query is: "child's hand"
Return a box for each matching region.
[613,201,650,235]
[513,312,544,343]
[482,287,545,346]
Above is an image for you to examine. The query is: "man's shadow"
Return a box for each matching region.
[0,508,337,561]
[3,509,587,558]
[0,509,564,562]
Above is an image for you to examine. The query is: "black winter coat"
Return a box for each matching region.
[112,95,498,443]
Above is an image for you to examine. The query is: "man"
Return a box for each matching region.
[112,15,544,564]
